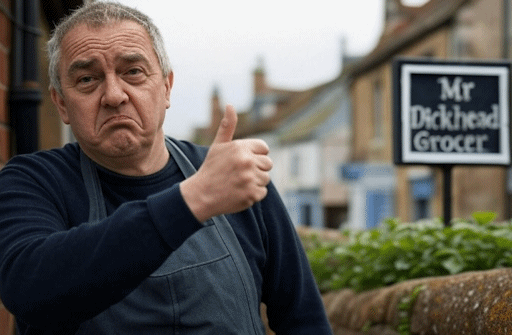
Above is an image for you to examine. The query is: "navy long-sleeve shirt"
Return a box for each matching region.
[0,140,332,334]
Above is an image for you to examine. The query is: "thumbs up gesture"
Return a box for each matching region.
[180,105,273,222]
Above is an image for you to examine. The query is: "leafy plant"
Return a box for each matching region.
[472,211,497,226]
[396,285,426,335]
[302,213,512,293]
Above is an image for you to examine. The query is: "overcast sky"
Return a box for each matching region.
[114,0,429,140]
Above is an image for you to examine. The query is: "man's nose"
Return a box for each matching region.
[101,75,128,107]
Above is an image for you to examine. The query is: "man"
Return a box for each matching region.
[0,2,332,334]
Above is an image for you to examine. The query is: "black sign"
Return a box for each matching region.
[393,58,511,165]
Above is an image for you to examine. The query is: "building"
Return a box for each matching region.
[193,60,311,146]
[196,0,512,228]
[276,76,352,229]
[347,0,512,224]
[193,60,320,186]
[194,49,355,229]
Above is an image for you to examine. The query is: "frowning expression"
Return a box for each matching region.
[52,20,173,161]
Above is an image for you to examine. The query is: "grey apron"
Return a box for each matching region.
[75,138,266,335]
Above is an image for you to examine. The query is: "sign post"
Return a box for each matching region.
[393,58,511,226]
[442,164,452,226]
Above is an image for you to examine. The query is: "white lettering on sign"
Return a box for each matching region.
[409,76,500,154]
[413,131,489,153]
[437,76,475,102]
[410,104,499,131]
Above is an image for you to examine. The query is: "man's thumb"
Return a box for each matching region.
[213,104,237,144]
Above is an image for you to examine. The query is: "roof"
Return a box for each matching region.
[278,77,351,144]
[233,85,318,139]
[346,0,470,77]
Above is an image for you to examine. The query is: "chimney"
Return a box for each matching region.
[210,86,222,135]
[253,57,267,95]
[385,0,401,22]
[383,0,410,34]
[340,36,347,72]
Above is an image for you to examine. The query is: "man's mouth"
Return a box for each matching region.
[99,115,136,131]
[104,115,132,124]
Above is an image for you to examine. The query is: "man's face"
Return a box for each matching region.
[51,20,173,160]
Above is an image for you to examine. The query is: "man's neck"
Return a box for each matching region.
[82,136,171,177]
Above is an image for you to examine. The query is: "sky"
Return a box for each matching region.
[113,0,428,140]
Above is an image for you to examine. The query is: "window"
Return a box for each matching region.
[451,8,474,58]
[366,190,393,228]
[414,198,430,221]
[301,204,312,227]
[324,206,348,229]
[410,176,434,221]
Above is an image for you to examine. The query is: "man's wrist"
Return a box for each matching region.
[179,178,210,223]
[147,184,203,249]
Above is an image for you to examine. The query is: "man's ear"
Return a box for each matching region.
[50,88,70,124]
[164,71,174,109]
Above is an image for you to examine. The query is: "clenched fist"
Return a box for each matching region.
[180,105,273,222]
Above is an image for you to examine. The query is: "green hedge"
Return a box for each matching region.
[302,212,512,293]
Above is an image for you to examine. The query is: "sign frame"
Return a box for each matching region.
[393,58,512,166]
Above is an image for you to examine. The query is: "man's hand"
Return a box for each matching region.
[180,105,273,223]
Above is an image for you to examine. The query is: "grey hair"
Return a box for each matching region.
[47,1,171,95]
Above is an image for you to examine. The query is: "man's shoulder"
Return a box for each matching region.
[1,142,81,176]
[166,137,209,167]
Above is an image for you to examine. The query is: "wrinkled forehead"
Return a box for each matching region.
[60,20,153,61]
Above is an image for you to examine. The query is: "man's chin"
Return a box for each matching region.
[99,132,142,157]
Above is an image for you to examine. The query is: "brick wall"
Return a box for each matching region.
[0,1,14,334]
[321,268,512,335]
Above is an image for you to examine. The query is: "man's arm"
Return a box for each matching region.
[260,184,333,334]
[0,162,201,329]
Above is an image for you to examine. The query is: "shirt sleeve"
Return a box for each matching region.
[260,183,333,335]
[0,157,201,330]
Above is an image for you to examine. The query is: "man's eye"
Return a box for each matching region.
[123,68,146,84]
[78,76,95,84]
[126,68,142,76]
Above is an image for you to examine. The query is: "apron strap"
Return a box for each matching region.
[165,137,265,334]
[80,149,107,223]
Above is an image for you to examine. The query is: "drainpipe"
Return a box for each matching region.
[9,0,42,155]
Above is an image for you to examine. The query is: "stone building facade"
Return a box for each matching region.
[349,0,512,223]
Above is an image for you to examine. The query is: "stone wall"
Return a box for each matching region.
[260,228,512,334]
[321,268,512,334]
[263,268,512,334]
